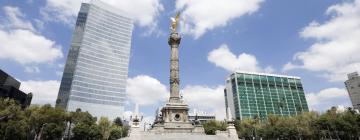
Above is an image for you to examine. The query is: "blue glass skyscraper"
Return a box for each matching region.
[56,0,133,120]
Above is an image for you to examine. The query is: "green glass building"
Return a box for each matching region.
[224,71,309,120]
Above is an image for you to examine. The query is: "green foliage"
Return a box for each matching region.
[235,109,360,140]
[113,117,123,126]
[121,125,130,137]
[203,120,228,135]
[0,99,128,140]
[42,123,64,140]
[0,99,99,140]
[108,127,123,140]
[72,123,102,140]
[70,108,97,126]
[312,108,360,139]
[0,98,25,121]
[98,117,111,140]
[2,98,360,139]
[236,118,260,139]
[2,120,30,140]
[27,104,67,138]
[0,98,29,139]
[218,121,228,131]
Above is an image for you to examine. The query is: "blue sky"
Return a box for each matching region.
[1,0,359,120]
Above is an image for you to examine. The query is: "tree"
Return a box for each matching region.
[108,127,123,140]
[236,113,319,139]
[203,120,218,135]
[71,123,89,140]
[88,125,103,140]
[70,109,96,126]
[340,109,360,139]
[27,104,67,139]
[203,120,228,135]
[294,111,318,139]
[63,108,97,140]
[0,98,29,139]
[218,121,228,131]
[98,117,111,140]
[2,120,30,140]
[236,118,258,139]
[42,123,64,140]
[113,117,123,127]
[121,125,130,137]
[72,123,102,140]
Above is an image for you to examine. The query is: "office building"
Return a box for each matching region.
[224,71,309,120]
[345,72,360,110]
[56,0,133,120]
[188,109,215,124]
[0,69,32,108]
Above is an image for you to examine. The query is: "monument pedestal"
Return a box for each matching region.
[150,102,205,133]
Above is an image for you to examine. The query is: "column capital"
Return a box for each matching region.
[168,32,181,46]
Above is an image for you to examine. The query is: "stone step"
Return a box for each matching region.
[121,133,237,140]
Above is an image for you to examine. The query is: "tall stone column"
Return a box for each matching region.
[168,32,181,103]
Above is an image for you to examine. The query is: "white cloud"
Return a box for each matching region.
[306,88,352,111]
[20,80,60,106]
[284,0,360,82]
[34,19,45,31]
[2,6,35,31]
[0,29,63,64]
[41,0,163,27]
[41,0,83,25]
[282,62,300,71]
[208,44,273,73]
[24,66,40,73]
[126,75,227,120]
[126,75,168,106]
[181,85,226,120]
[55,71,63,76]
[0,6,63,67]
[176,0,264,38]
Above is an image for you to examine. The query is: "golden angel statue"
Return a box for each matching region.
[170,12,180,33]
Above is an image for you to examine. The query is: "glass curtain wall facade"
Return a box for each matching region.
[56,0,133,120]
[224,71,309,120]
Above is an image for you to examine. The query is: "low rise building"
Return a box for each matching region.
[188,109,215,124]
[0,69,32,108]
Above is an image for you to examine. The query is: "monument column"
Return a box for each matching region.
[168,33,181,103]
[150,12,204,134]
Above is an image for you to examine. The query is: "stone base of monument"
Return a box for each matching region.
[150,123,205,134]
[122,105,239,139]
[122,131,239,140]
[149,102,205,133]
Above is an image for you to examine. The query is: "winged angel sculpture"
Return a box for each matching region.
[170,12,180,33]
